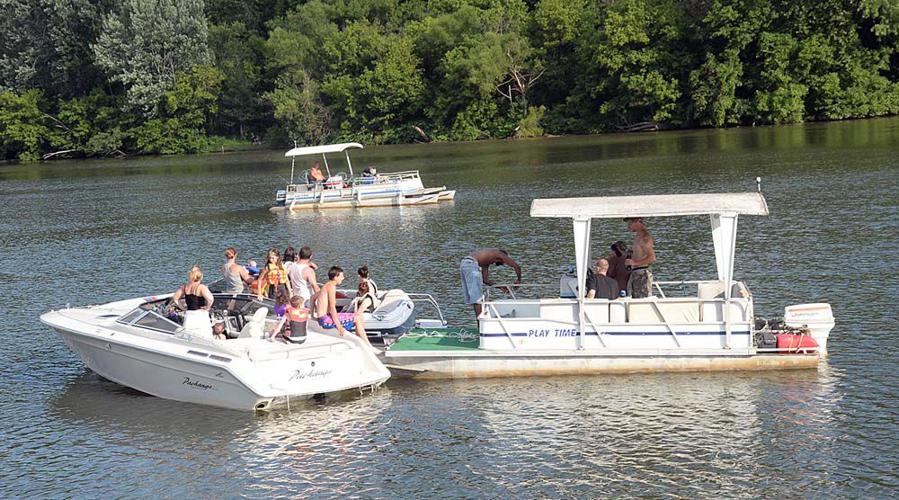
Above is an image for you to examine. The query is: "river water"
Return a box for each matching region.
[1,118,897,497]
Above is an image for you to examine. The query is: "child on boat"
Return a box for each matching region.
[281,295,308,343]
[353,265,378,313]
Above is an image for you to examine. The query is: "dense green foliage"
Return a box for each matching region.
[1,0,897,161]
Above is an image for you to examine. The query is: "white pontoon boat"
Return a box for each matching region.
[383,191,835,378]
[272,142,455,210]
[40,293,390,410]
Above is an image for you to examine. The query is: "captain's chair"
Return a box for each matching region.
[238,307,269,339]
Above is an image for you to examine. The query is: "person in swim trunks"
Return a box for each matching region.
[460,249,522,318]
[624,217,656,298]
[312,266,372,348]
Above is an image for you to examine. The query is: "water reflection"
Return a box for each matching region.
[2,117,898,496]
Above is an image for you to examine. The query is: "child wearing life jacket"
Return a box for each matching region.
[282,295,309,343]
[257,248,292,300]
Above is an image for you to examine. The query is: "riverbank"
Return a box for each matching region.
[9,114,899,167]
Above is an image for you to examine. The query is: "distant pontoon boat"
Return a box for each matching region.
[272,142,455,210]
[383,190,835,379]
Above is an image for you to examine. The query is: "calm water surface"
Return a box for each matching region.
[1,119,897,497]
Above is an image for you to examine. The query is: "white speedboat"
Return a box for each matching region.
[40,293,390,411]
[384,190,835,379]
[271,142,455,210]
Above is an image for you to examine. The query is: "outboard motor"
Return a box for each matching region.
[784,303,834,353]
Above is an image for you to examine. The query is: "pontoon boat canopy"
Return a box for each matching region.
[531,191,769,344]
[530,192,768,219]
[285,142,363,158]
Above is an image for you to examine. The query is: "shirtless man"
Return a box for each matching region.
[311,266,370,347]
[308,162,325,183]
[460,249,522,317]
[624,218,656,298]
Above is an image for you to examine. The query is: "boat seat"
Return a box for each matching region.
[237,307,268,339]
[368,290,407,321]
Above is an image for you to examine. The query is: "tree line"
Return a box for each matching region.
[1,0,897,161]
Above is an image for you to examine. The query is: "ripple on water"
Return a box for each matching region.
[2,122,899,496]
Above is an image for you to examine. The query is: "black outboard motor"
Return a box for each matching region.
[754,317,779,349]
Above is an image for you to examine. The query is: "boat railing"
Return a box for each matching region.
[406,293,447,326]
[483,282,560,301]
[286,170,421,190]
[480,288,752,324]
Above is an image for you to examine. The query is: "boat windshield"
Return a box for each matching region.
[117,294,275,336]
[117,298,182,334]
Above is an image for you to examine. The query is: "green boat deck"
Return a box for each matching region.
[388,327,480,351]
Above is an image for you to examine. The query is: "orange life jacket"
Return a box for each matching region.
[263,263,288,286]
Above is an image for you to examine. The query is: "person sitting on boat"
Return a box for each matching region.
[353,265,379,313]
[361,166,378,184]
[585,258,619,299]
[221,247,254,294]
[312,266,373,348]
[281,295,309,343]
[307,162,326,184]
[212,319,227,340]
[172,265,215,339]
[287,245,320,307]
[606,240,631,293]
[624,218,656,298]
[257,248,293,301]
[460,249,522,318]
[274,286,290,317]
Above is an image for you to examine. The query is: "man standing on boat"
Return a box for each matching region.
[460,249,521,318]
[624,218,656,298]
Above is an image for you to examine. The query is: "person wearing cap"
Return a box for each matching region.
[623,217,656,298]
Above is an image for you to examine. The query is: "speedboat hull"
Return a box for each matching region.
[41,298,391,411]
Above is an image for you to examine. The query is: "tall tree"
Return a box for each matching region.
[93,0,212,116]
[0,0,107,98]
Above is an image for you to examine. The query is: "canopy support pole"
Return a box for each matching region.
[345,151,354,177]
[289,158,295,185]
[573,217,591,350]
[322,153,331,178]
[711,213,739,348]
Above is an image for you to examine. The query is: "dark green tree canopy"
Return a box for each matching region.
[1,0,897,161]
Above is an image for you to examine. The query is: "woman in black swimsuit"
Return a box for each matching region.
[172,266,216,339]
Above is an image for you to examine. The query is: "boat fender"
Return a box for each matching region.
[775,333,818,352]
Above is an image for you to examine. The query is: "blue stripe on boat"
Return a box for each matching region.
[478,331,751,337]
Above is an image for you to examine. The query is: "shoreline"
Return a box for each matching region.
[5,114,898,166]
